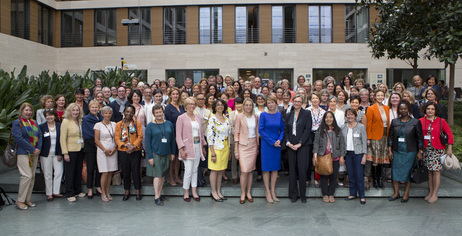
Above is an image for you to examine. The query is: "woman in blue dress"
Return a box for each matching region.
[259,95,285,203]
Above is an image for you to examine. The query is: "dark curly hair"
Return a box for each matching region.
[421,101,440,117]
[212,99,228,114]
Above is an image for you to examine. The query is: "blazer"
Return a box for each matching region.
[60,119,84,154]
[176,113,207,160]
[227,110,239,143]
[234,113,259,146]
[193,106,212,135]
[39,122,62,157]
[420,117,454,150]
[115,120,143,152]
[284,108,312,146]
[388,118,423,152]
[313,129,346,159]
[11,119,43,155]
[341,123,368,155]
[366,103,390,140]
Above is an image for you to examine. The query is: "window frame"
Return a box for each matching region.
[94,8,117,46]
[308,5,333,43]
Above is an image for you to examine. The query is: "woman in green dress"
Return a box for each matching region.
[145,105,177,206]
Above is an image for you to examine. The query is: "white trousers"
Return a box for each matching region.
[182,143,201,190]
[40,155,64,196]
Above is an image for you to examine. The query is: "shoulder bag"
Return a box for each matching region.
[2,125,19,168]
[439,118,448,145]
[314,132,334,176]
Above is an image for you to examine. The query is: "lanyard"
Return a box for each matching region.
[102,122,114,141]
[155,120,166,138]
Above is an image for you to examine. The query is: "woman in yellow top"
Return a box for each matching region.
[207,99,230,202]
[60,103,86,202]
[115,104,144,201]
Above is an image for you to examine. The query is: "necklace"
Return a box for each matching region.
[48,123,56,132]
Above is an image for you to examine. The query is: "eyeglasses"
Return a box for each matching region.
[216,104,224,107]
[187,103,196,106]
[197,98,205,100]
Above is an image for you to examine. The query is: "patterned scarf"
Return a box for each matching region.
[20,116,39,166]
[120,120,136,143]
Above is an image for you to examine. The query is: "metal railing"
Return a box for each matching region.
[163,30,187,44]
[235,27,259,43]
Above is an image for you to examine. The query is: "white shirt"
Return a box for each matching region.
[346,128,355,151]
[246,116,256,139]
[48,130,57,157]
[191,120,200,138]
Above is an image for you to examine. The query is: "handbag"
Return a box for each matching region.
[443,154,461,170]
[315,153,333,176]
[410,160,428,184]
[33,163,46,192]
[439,118,448,145]
[112,171,122,186]
[2,133,17,167]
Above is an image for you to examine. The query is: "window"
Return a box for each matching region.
[235,6,259,43]
[163,7,186,44]
[38,4,53,46]
[238,69,293,85]
[11,0,30,39]
[271,5,295,43]
[309,5,332,43]
[166,69,219,85]
[94,9,117,46]
[128,8,151,45]
[345,5,369,43]
[199,7,222,44]
[61,10,83,47]
[386,68,445,90]
[312,69,367,83]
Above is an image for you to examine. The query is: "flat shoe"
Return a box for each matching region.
[360,200,366,205]
[194,196,201,202]
[388,194,400,201]
[16,204,28,210]
[87,195,94,199]
[123,195,130,201]
[401,198,409,203]
[240,199,246,204]
[323,196,329,203]
[427,197,438,204]
[25,202,36,207]
[247,197,254,203]
[101,196,109,202]
[344,196,357,201]
[107,194,113,201]
[136,195,142,201]
[160,195,168,202]
[272,197,280,202]
[53,194,64,198]
[183,197,191,202]
[301,198,307,203]
[155,198,164,206]
[47,196,53,202]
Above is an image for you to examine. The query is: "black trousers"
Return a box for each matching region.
[120,150,141,191]
[288,145,310,200]
[85,150,101,189]
[307,144,314,181]
[320,160,340,196]
[64,150,84,197]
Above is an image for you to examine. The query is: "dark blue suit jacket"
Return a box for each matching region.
[39,122,62,157]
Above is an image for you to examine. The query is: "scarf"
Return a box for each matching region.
[116,96,127,113]
[20,117,39,166]
[120,120,136,143]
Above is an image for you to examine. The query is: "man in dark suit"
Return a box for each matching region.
[109,86,128,122]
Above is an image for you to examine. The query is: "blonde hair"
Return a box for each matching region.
[392,82,406,93]
[88,100,101,109]
[40,95,54,109]
[63,103,83,121]
[167,87,182,105]
[378,83,390,98]
[19,102,34,118]
[243,98,255,115]
[266,95,278,104]
[225,86,236,98]
[402,90,416,104]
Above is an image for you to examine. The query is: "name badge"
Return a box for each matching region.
[424,135,431,140]
[161,138,167,143]
[353,133,360,138]
[398,138,405,142]
[44,132,50,137]
[78,139,84,144]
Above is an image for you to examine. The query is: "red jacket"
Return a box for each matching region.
[419,117,454,150]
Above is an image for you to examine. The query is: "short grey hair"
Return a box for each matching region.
[328,95,338,102]
[359,88,369,94]
[101,106,113,114]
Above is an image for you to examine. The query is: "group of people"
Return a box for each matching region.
[11,73,454,209]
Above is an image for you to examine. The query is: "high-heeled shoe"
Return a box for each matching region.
[210,193,223,202]
[360,199,366,205]
[247,196,254,203]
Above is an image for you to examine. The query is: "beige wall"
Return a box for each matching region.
[0,32,460,89]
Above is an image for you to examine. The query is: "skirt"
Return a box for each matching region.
[392,150,417,182]
[367,127,390,165]
[208,139,229,171]
[146,154,170,178]
[423,144,444,171]
[238,138,258,172]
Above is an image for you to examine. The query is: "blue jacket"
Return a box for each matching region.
[11,119,43,155]
[82,113,103,140]
[39,122,62,157]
